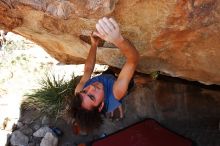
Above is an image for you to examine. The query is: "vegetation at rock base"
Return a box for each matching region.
[21,74,79,118]
[150,71,160,80]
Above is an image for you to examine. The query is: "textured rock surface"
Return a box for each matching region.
[40,132,58,146]
[0,0,220,85]
[10,130,29,146]
[33,126,52,138]
[126,75,220,122]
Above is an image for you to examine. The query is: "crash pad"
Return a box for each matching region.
[91,119,193,146]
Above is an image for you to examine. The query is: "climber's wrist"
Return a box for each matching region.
[113,35,124,46]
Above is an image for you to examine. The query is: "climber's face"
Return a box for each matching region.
[80,82,105,111]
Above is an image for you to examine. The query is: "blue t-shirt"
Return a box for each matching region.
[83,74,122,112]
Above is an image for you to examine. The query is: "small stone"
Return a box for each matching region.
[32,136,42,145]
[10,130,29,146]
[41,116,50,125]
[33,126,52,138]
[40,132,58,146]
[16,122,24,129]
[22,117,33,125]
[33,124,41,131]
[20,125,33,136]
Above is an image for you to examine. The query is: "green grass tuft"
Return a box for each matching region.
[21,73,79,118]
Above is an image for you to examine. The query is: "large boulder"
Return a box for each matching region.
[0,0,219,85]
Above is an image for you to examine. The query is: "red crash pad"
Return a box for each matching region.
[92,119,193,146]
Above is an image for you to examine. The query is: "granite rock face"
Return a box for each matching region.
[0,0,220,85]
